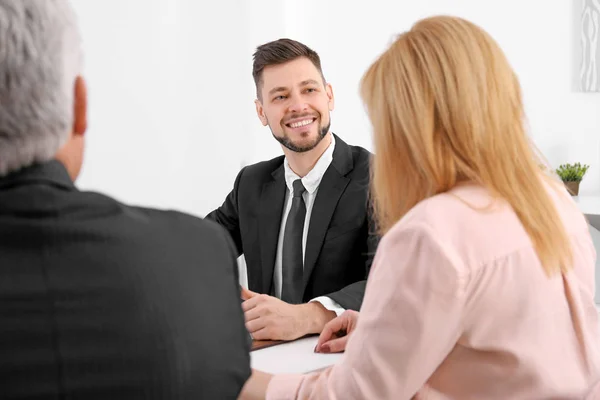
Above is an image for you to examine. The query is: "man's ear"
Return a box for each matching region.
[73,76,88,136]
[255,99,268,126]
[325,83,335,112]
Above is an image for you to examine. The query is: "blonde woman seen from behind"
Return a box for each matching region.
[239,16,600,399]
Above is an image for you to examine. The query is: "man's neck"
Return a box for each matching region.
[284,133,332,178]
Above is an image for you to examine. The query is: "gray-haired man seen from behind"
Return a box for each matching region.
[0,1,250,398]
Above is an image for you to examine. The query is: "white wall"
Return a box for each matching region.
[71,0,600,221]
[72,0,250,217]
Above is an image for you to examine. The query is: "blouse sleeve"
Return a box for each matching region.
[266,222,468,400]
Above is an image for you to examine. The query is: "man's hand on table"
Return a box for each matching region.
[241,287,336,341]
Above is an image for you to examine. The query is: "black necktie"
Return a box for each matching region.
[281,179,306,304]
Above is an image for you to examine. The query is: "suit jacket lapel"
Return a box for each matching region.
[303,134,354,292]
[258,165,286,293]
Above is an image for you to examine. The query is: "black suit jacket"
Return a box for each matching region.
[206,134,379,310]
[0,161,250,399]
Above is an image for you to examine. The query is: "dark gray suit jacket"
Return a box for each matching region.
[206,134,379,310]
[0,161,250,399]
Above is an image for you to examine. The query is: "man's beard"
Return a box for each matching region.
[270,118,331,153]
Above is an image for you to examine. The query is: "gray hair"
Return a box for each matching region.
[0,0,82,176]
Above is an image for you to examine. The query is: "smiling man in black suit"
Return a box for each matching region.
[206,39,379,341]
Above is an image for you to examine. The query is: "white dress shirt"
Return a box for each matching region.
[273,134,345,316]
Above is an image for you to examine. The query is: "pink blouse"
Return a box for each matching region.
[267,182,600,399]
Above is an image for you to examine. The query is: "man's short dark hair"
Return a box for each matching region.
[252,38,325,100]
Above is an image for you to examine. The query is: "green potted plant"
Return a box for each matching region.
[555,162,590,196]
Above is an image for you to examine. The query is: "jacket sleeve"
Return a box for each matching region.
[205,167,246,257]
[326,198,380,310]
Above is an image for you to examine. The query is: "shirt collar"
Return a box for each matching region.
[283,134,336,195]
[0,160,75,191]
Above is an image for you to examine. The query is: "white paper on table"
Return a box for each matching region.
[250,336,343,374]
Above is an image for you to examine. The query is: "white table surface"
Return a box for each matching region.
[573,195,600,216]
[250,336,343,374]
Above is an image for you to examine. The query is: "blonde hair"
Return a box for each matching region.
[360,16,572,276]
